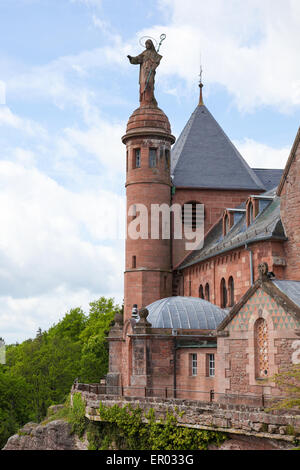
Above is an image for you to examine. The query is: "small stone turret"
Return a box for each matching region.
[122,104,175,323]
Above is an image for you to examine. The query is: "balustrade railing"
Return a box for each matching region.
[72,382,287,408]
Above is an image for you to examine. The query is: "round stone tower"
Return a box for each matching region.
[122,104,175,322]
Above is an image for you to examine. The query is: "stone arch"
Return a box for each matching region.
[220,278,227,308]
[199,284,204,299]
[228,276,234,307]
[181,200,204,229]
[247,297,276,387]
[254,317,269,379]
[205,283,210,302]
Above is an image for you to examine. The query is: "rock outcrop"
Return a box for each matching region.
[2,420,88,451]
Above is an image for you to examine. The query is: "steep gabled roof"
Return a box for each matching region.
[171,104,265,191]
[252,169,283,192]
[272,280,300,309]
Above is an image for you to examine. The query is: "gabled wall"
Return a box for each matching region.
[216,286,300,398]
[279,129,300,280]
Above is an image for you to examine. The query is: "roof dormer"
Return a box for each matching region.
[223,208,246,236]
[246,194,274,227]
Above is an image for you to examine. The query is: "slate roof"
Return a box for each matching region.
[171,105,265,190]
[252,169,283,192]
[272,280,300,309]
[179,191,286,270]
[143,296,227,330]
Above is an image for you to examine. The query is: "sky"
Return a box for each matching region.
[0,0,299,343]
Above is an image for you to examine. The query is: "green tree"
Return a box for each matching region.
[0,365,32,448]
[1,297,120,446]
[79,297,121,382]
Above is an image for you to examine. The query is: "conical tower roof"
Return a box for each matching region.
[171,100,265,191]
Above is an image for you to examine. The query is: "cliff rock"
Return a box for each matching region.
[2,420,88,451]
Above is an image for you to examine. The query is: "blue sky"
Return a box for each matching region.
[0,0,299,343]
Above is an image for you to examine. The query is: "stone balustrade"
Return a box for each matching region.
[71,385,300,444]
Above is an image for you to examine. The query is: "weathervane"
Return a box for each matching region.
[127,34,167,107]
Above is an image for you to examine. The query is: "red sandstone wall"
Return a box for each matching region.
[149,337,174,394]
[217,288,300,399]
[226,339,250,394]
[108,339,123,374]
[172,188,262,268]
[181,241,285,307]
[175,348,217,401]
[275,338,300,374]
[124,131,173,321]
[280,136,300,280]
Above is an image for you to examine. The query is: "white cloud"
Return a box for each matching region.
[4,44,130,128]
[150,0,300,112]
[4,1,300,115]
[0,81,6,105]
[63,119,125,173]
[0,106,47,137]
[0,160,125,342]
[234,138,289,169]
[13,148,36,167]
[0,285,123,345]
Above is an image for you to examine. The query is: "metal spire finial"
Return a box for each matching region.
[199,63,204,106]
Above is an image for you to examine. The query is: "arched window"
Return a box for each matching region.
[182,201,202,230]
[224,214,230,235]
[134,148,141,168]
[205,283,210,302]
[165,149,170,169]
[247,201,254,226]
[220,278,227,308]
[228,276,234,307]
[149,148,157,168]
[255,318,269,378]
[199,284,204,299]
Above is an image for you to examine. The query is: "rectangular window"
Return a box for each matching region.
[165,149,170,169]
[149,148,157,168]
[191,353,197,376]
[132,256,136,269]
[135,149,141,168]
[208,354,215,377]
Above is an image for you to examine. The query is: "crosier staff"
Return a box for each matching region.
[143,34,166,93]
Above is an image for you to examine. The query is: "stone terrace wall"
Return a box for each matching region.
[71,387,300,444]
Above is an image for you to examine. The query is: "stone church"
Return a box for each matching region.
[107,41,300,404]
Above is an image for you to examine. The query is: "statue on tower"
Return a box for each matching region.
[127,36,165,107]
